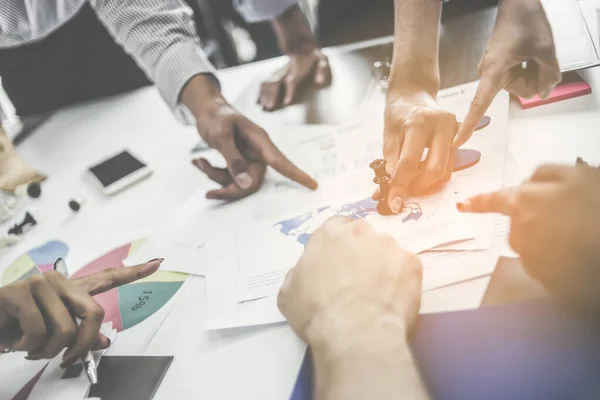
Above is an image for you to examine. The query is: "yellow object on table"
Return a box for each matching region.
[0,123,46,193]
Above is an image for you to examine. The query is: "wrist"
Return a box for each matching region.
[385,88,438,110]
[272,5,318,55]
[180,74,226,119]
[388,69,440,99]
[307,302,409,362]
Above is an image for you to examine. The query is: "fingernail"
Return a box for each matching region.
[456,200,471,212]
[101,337,111,349]
[235,173,252,189]
[192,159,207,171]
[390,197,403,214]
[148,258,164,264]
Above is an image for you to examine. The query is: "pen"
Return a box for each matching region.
[53,258,99,385]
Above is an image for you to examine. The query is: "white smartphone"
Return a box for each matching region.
[87,150,152,195]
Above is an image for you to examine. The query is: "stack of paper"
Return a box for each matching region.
[127,81,510,331]
[543,0,600,71]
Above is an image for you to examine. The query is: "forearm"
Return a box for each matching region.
[89,0,216,111]
[389,0,442,96]
[271,5,317,54]
[311,315,429,400]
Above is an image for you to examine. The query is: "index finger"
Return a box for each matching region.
[247,131,318,190]
[72,259,162,296]
[456,187,519,215]
[454,69,505,148]
[388,126,429,213]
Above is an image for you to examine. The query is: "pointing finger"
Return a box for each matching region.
[454,67,505,148]
[388,126,428,213]
[239,120,317,190]
[456,187,519,215]
[72,259,162,296]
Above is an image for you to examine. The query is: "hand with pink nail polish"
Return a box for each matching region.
[0,259,162,362]
[458,164,600,309]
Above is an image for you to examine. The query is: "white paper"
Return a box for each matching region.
[579,0,600,55]
[28,323,117,400]
[205,246,285,330]
[542,0,600,71]
[236,203,476,303]
[202,82,509,329]
[0,352,47,400]
[421,251,499,292]
[124,237,208,276]
[491,214,519,259]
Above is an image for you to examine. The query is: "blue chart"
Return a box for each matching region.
[275,198,423,246]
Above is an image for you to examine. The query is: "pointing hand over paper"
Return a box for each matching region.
[458,163,600,308]
[0,259,161,364]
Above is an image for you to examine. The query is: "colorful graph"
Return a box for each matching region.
[275,198,423,246]
[1,239,187,332]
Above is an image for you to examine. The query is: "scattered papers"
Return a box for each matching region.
[235,200,476,303]
[125,81,510,330]
[421,251,499,292]
[542,0,600,71]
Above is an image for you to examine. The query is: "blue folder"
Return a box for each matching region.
[290,300,600,400]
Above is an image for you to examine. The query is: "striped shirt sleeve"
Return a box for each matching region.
[89,0,215,117]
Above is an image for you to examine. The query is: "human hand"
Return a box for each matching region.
[379,91,458,213]
[183,75,317,200]
[458,164,600,305]
[0,259,161,364]
[278,217,422,348]
[454,0,561,147]
[258,49,331,111]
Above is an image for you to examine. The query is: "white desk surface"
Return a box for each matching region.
[8,36,600,398]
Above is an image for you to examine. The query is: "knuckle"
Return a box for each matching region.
[426,164,445,180]
[56,323,76,339]
[350,219,370,236]
[537,41,556,58]
[398,155,421,172]
[44,270,64,281]
[404,109,430,127]
[380,234,397,248]
[29,323,47,338]
[29,274,46,286]
[88,302,105,322]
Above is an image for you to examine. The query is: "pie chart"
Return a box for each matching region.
[1,239,187,332]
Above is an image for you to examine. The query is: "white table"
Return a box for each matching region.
[9,38,600,398]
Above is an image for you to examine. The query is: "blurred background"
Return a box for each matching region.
[1,0,507,140]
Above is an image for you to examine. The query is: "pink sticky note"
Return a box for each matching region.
[518,72,591,109]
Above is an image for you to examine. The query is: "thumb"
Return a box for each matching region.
[72,259,163,296]
[218,140,253,190]
[283,75,299,106]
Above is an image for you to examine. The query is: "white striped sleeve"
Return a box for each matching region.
[88,0,216,114]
